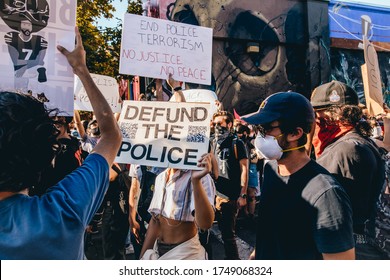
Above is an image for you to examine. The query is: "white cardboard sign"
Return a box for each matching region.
[74,73,121,113]
[119,13,213,85]
[116,100,211,169]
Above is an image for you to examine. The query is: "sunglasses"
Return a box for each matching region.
[256,124,280,137]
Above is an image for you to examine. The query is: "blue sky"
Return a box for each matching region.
[96,1,128,29]
[97,0,390,29]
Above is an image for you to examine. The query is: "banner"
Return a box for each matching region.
[361,15,384,116]
[74,73,121,113]
[0,0,77,116]
[119,13,213,85]
[116,101,210,169]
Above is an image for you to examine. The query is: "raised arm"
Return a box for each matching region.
[167,74,186,102]
[191,153,215,230]
[73,110,86,139]
[57,27,122,166]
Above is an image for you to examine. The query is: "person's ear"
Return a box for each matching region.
[287,127,304,142]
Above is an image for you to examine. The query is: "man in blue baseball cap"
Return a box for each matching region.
[242,91,355,260]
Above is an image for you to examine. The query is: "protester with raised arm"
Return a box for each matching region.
[0,27,122,260]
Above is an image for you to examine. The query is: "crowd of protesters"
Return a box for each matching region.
[0,27,389,260]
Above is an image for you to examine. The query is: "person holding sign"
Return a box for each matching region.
[139,76,216,260]
[0,27,122,259]
[310,81,387,259]
[139,153,216,260]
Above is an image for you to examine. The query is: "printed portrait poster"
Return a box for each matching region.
[119,13,213,85]
[0,0,77,116]
[116,100,211,170]
[74,73,122,113]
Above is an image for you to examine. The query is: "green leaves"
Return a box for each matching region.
[76,0,143,78]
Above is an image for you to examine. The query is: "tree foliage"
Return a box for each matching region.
[76,0,142,78]
[127,0,143,15]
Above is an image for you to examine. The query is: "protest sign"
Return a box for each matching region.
[119,13,213,85]
[0,0,77,116]
[116,101,210,169]
[74,73,121,113]
[170,89,219,119]
[361,15,384,116]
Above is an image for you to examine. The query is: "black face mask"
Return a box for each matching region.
[215,125,228,135]
[90,127,100,136]
[240,135,247,142]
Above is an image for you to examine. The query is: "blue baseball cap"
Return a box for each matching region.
[241,92,315,128]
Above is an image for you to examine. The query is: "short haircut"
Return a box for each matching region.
[235,123,250,135]
[0,92,59,192]
[212,110,234,125]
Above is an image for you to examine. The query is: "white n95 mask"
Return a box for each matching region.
[254,134,283,160]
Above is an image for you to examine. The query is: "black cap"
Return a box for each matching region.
[310,81,359,109]
[241,92,315,126]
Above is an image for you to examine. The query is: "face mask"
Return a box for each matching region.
[312,118,352,157]
[254,134,283,160]
[90,127,100,136]
[254,134,307,160]
[215,125,229,136]
[240,135,247,142]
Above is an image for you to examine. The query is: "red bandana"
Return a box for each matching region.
[312,119,353,158]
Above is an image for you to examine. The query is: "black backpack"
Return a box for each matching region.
[137,166,157,223]
[106,164,131,215]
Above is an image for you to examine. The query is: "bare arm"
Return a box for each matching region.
[155,79,163,101]
[129,176,141,243]
[73,110,86,139]
[167,74,185,102]
[322,248,355,260]
[238,157,249,208]
[382,113,390,151]
[140,217,160,258]
[57,27,122,166]
[191,153,215,230]
[210,152,219,180]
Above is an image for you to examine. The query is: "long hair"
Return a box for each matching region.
[326,105,373,137]
[0,92,59,192]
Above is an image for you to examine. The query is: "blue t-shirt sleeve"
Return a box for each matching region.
[41,153,110,226]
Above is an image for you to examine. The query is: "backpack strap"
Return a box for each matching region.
[232,137,238,160]
[111,163,122,175]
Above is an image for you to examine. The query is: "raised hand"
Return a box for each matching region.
[56,27,87,76]
[191,153,212,181]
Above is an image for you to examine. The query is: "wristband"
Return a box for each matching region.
[173,86,182,91]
